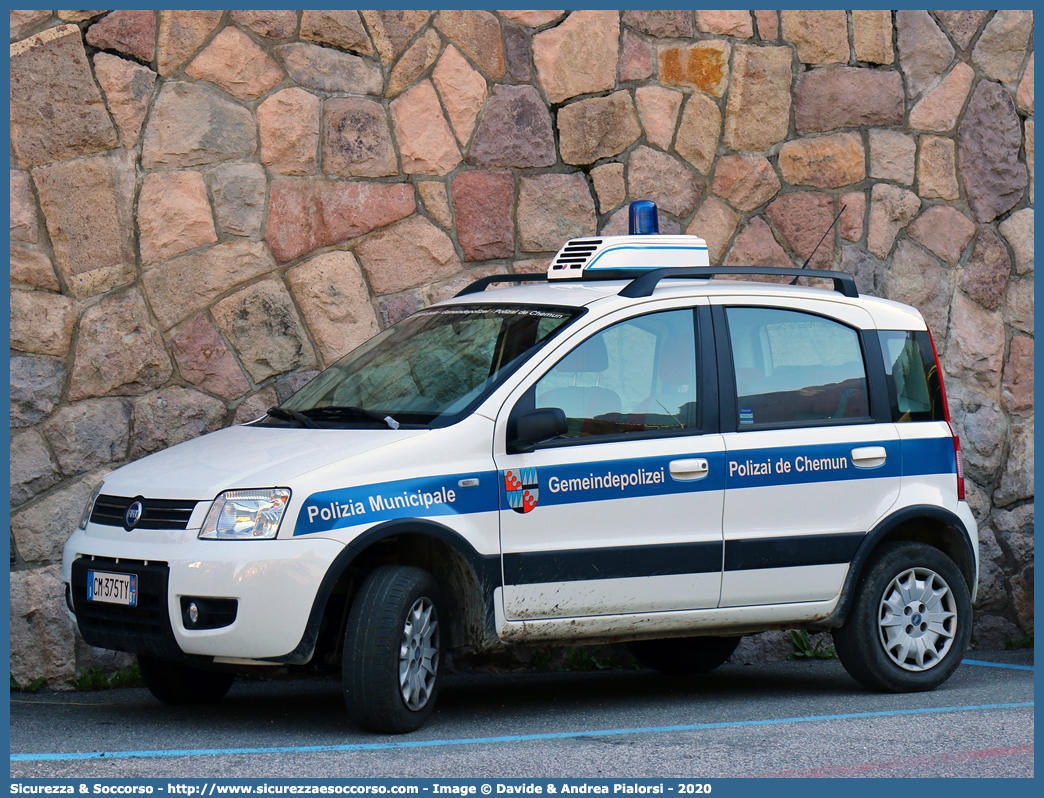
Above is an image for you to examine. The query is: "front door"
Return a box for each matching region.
[494,304,725,621]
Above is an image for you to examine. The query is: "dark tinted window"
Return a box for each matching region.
[726,307,869,428]
[879,330,946,422]
[534,309,699,438]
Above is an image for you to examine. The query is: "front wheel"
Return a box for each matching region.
[137,655,235,705]
[627,635,741,674]
[834,541,971,693]
[342,565,444,734]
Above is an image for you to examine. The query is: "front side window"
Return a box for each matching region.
[725,306,869,428]
[274,305,582,428]
[533,309,699,438]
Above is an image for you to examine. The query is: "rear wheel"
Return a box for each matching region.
[137,655,235,705]
[342,566,444,734]
[627,635,741,674]
[835,541,971,692]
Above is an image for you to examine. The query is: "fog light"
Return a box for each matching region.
[181,596,238,630]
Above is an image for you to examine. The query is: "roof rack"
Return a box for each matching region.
[453,266,859,300]
[454,273,549,297]
[618,266,859,299]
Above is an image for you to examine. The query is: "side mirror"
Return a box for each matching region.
[509,407,567,453]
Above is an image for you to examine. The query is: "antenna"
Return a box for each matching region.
[790,204,846,284]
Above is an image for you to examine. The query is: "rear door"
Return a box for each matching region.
[711,298,901,608]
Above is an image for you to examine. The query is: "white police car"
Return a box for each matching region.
[63,202,978,734]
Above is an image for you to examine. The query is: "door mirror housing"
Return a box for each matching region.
[509,407,568,453]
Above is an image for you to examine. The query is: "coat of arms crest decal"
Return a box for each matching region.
[504,468,538,514]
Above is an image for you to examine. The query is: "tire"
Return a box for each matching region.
[137,655,235,705]
[627,635,741,674]
[342,565,444,734]
[835,541,971,693]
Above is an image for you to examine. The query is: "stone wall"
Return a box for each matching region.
[9,10,1034,684]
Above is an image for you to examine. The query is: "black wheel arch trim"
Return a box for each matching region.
[817,504,975,629]
[266,519,500,664]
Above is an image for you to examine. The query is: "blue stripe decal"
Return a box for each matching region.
[294,472,499,536]
[538,452,726,509]
[11,701,1033,762]
[532,439,954,509]
[585,243,708,271]
[901,435,956,476]
[724,437,957,489]
[723,440,900,489]
[294,438,957,534]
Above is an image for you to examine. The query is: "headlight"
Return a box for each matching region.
[199,489,291,540]
[79,483,103,529]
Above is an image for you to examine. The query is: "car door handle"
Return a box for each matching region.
[851,446,887,468]
[669,458,709,480]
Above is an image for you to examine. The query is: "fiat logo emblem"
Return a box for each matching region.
[124,500,144,530]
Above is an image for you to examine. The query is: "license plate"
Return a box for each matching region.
[87,570,137,606]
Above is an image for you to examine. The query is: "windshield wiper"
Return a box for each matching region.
[303,406,401,430]
[266,406,321,429]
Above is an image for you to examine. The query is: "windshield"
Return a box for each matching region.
[270,304,583,428]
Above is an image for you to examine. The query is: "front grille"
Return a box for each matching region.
[90,495,199,530]
[71,557,182,658]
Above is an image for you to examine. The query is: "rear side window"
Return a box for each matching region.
[878,330,946,422]
[725,307,869,428]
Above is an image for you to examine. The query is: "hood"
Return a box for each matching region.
[99,425,428,500]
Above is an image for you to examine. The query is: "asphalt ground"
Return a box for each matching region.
[9,649,1034,780]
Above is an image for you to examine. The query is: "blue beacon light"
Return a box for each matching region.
[628,200,659,235]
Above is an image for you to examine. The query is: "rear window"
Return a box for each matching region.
[878,330,946,422]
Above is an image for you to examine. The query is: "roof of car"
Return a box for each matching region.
[438,275,927,331]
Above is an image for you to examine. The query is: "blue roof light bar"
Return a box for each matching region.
[628,200,659,235]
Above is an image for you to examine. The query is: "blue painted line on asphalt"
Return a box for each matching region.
[10,701,1033,762]
[961,659,1035,672]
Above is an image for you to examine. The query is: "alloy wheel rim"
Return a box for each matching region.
[398,597,439,711]
[877,566,957,672]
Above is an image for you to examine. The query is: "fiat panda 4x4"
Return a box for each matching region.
[64,202,978,734]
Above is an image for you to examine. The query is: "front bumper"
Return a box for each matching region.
[63,526,345,662]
